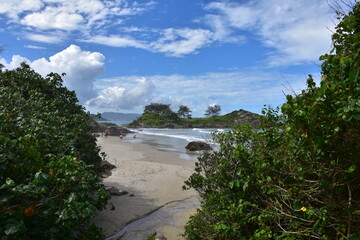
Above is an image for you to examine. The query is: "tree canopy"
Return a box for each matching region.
[204,104,221,117]
[177,105,192,119]
[184,3,360,239]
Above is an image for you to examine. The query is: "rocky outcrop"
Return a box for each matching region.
[232,109,261,128]
[185,141,212,151]
[106,126,133,136]
[91,121,134,136]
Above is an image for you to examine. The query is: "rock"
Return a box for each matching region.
[105,186,128,196]
[91,121,134,135]
[101,160,116,170]
[185,141,212,151]
[107,126,133,136]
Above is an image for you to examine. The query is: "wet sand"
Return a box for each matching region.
[93,136,199,239]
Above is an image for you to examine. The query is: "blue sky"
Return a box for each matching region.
[0,0,353,116]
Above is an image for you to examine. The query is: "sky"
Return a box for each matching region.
[0,0,355,117]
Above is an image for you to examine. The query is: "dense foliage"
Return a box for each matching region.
[0,64,109,239]
[184,3,359,240]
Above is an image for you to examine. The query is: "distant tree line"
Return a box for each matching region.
[142,102,222,119]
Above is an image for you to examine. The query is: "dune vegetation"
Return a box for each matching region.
[0,64,109,239]
[183,3,360,239]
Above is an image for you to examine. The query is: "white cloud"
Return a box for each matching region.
[25,32,65,43]
[30,45,105,103]
[93,70,311,116]
[83,35,147,48]
[86,77,154,111]
[1,45,106,104]
[150,28,214,57]
[84,27,214,57]
[2,0,155,31]
[0,0,43,21]
[24,45,47,50]
[204,0,337,65]
[0,0,156,44]
[0,55,29,69]
[21,8,84,30]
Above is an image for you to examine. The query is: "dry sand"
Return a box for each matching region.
[94,136,199,239]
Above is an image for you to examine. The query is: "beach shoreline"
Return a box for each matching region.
[94,136,199,239]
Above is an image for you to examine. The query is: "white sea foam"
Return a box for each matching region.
[138,130,206,142]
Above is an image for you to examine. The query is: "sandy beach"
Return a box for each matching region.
[94,136,199,240]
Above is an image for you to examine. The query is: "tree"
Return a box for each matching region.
[177,105,192,119]
[143,103,179,121]
[0,64,109,239]
[205,104,221,117]
[144,103,172,115]
[184,3,360,239]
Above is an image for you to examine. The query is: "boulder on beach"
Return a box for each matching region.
[107,126,133,136]
[101,160,116,170]
[185,141,212,151]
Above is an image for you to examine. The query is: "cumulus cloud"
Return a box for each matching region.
[86,77,153,111]
[92,70,312,116]
[0,55,29,69]
[0,45,106,104]
[31,45,105,102]
[21,8,84,31]
[204,0,337,65]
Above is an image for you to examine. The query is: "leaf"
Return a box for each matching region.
[348,165,356,173]
[5,221,25,235]
[243,181,249,191]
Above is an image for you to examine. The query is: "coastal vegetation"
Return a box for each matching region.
[183,3,360,239]
[128,103,260,128]
[0,64,109,239]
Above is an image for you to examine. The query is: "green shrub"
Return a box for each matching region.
[0,64,109,239]
[184,3,360,239]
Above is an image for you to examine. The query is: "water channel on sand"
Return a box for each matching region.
[106,196,200,240]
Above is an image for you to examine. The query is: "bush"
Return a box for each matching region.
[184,3,360,239]
[0,64,109,239]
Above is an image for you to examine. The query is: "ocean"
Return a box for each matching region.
[97,120,228,160]
[124,128,227,161]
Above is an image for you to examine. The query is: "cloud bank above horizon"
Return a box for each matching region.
[0,43,315,116]
[0,0,354,116]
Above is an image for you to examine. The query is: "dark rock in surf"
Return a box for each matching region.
[185,141,212,151]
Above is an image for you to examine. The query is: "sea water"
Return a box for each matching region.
[124,128,228,161]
